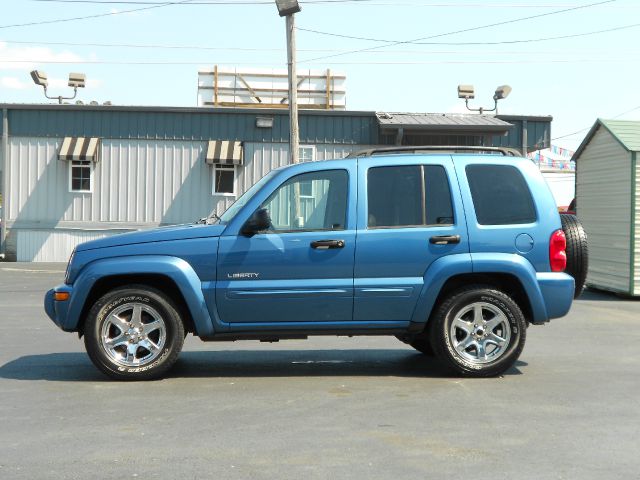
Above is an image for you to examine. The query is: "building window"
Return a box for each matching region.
[69,161,93,193]
[213,164,236,196]
[299,145,316,163]
[298,145,316,198]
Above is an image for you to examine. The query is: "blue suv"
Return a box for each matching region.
[44,147,578,380]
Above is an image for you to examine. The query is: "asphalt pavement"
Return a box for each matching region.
[0,263,639,480]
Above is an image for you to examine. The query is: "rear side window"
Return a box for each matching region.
[368,165,453,228]
[466,164,536,225]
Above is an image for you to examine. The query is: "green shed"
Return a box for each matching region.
[573,119,640,296]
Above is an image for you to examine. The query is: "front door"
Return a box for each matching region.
[216,167,355,324]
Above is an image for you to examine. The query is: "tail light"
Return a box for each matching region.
[549,229,567,272]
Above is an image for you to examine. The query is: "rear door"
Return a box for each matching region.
[353,155,469,322]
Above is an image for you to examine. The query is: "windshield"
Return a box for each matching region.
[218,170,277,224]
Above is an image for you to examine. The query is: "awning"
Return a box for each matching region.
[205,140,243,166]
[375,112,512,134]
[58,137,101,162]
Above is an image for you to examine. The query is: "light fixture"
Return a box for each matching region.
[494,85,512,100]
[30,70,48,88]
[256,116,274,128]
[457,84,475,99]
[458,83,512,114]
[275,0,300,16]
[29,69,87,104]
[68,73,86,89]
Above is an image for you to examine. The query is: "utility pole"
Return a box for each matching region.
[276,0,301,165]
[285,12,299,164]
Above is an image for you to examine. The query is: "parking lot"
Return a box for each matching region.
[0,263,638,479]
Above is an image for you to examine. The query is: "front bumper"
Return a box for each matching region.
[44,284,74,332]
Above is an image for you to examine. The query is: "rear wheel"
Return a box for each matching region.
[560,213,589,298]
[430,286,527,377]
[84,285,185,380]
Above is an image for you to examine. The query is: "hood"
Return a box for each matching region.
[76,223,226,252]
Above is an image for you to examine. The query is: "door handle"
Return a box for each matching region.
[310,239,345,249]
[429,235,461,245]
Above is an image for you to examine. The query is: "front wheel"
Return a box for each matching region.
[430,286,527,377]
[84,285,185,380]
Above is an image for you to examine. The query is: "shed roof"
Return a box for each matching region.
[375,112,512,132]
[573,119,640,159]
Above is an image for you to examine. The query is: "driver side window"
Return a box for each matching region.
[262,169,348,232]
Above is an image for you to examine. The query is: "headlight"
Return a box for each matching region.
[65,248,76,284]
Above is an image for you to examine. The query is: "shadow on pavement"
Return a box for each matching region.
[578,288,640,302]
[0,349,527,382]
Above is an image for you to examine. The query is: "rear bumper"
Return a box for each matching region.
[536,272,574,322]
[44,285,75,332]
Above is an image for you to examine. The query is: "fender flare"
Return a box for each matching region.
[63,255,215,337]
[410,253,473,325]
[471,253,548,323]
[411,253,549,326]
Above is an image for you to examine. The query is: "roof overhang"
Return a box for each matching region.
[376,112,513,135]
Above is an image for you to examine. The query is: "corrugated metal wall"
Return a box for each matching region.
[635,155,640,295]
[7,137,221,226]
[576,127,632,293]
[7,137,365,261]
[17,230,120,262]
[492,118,551,152]
[8,108,379,145]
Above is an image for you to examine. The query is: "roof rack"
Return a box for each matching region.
[346,145,522,158]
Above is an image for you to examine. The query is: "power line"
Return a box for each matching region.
[23,0,640,5]
[300,0,617,62]
[16,0,379,5]
[3,38,637,54]
[2,58,637,65]
[552,106,640,141]
[298,22,640,46]
[0,0,198,30]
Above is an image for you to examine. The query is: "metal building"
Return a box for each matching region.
[573,119,640,296]
[0,104,551,262]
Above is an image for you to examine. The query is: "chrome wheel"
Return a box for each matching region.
[100,302,167,367]
[449,302,511,365]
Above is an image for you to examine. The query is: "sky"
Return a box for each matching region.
[1,0,639,151]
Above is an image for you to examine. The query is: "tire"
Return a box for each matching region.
[560,213,589,298]
[84,285,185,380]
[429,286,527,377]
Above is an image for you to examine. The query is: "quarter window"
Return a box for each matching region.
[262,169,348,232]
[69,161,92,193]
[212,164,236,196]
[466,165,536,225]
[367,165,453,228]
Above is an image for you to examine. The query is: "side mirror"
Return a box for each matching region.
[241,208,271,236]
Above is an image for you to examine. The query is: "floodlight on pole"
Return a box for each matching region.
[493,85,512,101]
[30,70,48,88]
[458,83,512,114]
[275,0,301,16]
[68,73,86,89]
[30,69,86,104]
